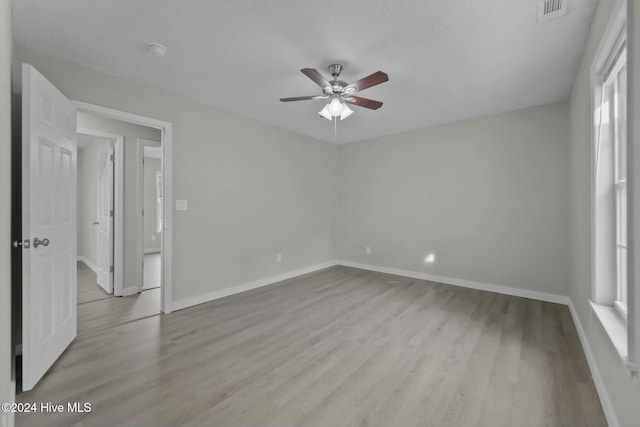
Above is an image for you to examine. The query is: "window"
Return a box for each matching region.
[610,49,627,319]
[594,39,627,317]
[590,0,633,369]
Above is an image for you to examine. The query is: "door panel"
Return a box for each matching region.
[96,144,114,293]
[22,64,77,391]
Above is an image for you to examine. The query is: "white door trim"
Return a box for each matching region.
[137,138,162,293]
[73,101,173,313]
[77,128,124,296]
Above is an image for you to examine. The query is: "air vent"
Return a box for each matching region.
[538,0,567,23]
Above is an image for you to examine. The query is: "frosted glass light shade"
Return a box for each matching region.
[340,104,354,120]
[318,104,332,120]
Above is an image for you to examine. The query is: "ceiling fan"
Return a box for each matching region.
[280,64,389,121]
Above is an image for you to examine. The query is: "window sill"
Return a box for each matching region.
[588,300,637,374]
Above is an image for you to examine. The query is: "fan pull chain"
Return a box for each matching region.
[334,116,337,140]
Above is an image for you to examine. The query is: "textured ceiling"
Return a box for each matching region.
[12,0,598,144]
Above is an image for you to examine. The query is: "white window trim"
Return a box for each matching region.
[589,300,628,358]
[589,0,637,375]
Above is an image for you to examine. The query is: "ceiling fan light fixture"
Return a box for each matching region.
[320,96,351,120]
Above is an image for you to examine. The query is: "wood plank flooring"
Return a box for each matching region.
[17,266,607,427]
[77,288,161,338]
[77,261,111,304]
[76,261,161,338]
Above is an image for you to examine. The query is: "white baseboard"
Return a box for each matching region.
[144,248,161,254]
[122,286,139,297]
[568,301,620,427]
[337,260,570,305]
[77,256,98,274]
[172,260,339,311]
[172,259,570,312]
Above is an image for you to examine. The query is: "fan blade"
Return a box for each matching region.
[301,68,332,92]
[344,71,388,93]
[280,95,325,102]
[345,96,383,110]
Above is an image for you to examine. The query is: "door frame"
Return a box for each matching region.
[77,128,124,296]
[73,101,173,313]
[137,138,162,293]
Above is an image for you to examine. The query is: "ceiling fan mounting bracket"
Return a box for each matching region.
[328,64,343,79]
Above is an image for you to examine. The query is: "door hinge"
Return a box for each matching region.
[109,265,114,273]
[110,210,114,217]
[110,154,114,161]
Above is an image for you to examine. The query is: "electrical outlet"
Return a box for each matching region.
[365,246,371,254]
[151,235,156,241]
[276,253,282,263]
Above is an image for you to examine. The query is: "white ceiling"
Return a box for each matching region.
[12,0,598,144]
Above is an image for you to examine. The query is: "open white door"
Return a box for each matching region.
[96,144,114,293]
[21,64,77,391]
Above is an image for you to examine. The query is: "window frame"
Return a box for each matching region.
[592,31,627,310]
[589,0,634,371]
[609,50,628,319]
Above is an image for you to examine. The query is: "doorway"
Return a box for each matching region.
[74,101,173,314]
[74,111,165,337]
[138,139,163,293]
[76,128,123,301]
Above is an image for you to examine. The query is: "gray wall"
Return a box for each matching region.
[76,113,160,289]
[568,1,640,426]
[338,102,570,296]
[0,0,11,425]
[144,157,162,252]
[76,138,108,266]
[12,45,339,302]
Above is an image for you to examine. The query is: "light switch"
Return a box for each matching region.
[175,200,188,211]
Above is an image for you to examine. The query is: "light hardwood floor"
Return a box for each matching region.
[17,266,606,427]
[77,261,111,304]
[76,261,161,338]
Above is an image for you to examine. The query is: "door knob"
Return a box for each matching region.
[33,238,50,248]
[92,221,99,225]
